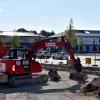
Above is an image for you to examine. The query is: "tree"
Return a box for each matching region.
[30,30,38,34]
[51,30,55,36]
[40,30,49,37]
[16,28,38,35]
[40,30,55,37]
[65,19,77,47]
[11,36,20,48]
[16,28,28,32]
[0,38,4,45]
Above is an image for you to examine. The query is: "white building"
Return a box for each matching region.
[50,30,100,53]
[0,30,100,53]
[76,32,100,53]
[0,31,43,47]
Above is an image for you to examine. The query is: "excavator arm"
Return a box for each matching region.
[28,36,82,73]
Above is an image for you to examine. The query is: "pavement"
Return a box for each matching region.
[0,71,99,100]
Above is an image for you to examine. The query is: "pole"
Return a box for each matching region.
[94,50,96,65]
[93,37,98,66]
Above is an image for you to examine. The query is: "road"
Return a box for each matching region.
[0,71,99,100]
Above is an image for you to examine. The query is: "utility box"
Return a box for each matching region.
[85,58,91,64]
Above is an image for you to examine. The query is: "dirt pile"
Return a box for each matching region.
[81,77,100,97]
[42,64,69,71]
[42,64,100,75]
[83,67,100,75]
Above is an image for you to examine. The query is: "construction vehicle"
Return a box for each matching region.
[0,45,10,58]
[0,36,86,87]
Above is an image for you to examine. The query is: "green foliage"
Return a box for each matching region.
[40,30,55,37]
[16,28,28,32]
[11,36,20,48]
[51,31,55,36]
[16,28,38,35]
[16,28,55,36]
[65,19,77,47]
[30,30,37,34]
[0,38,4,45]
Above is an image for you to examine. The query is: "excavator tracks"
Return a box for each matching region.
[8,74,48,87]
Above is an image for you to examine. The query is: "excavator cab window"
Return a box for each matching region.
[4,48,28,60]
[10,49,17,59]
[3,49,18,59]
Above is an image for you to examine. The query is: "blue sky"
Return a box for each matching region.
[0,0,100,33]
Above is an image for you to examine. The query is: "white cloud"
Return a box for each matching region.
[0,8,3,12]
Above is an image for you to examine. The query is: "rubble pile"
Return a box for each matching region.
[81,77,100,97]
[83,67,100,75]
[42,64,100,75]
[42,64,69,71]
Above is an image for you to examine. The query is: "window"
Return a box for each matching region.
[86,45,89,52]
[99,39,100,43]
[93,46,97,51]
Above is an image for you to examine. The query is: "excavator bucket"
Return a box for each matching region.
[48,69,61,81]
[69,57,88,81]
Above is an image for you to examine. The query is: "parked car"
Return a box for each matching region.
[51,52,68,60]
[37,50,51,59]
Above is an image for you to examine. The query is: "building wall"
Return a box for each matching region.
[49,31,100,53]
[0,31,100,53]
[77,36,100,53]
[0,32,43,47]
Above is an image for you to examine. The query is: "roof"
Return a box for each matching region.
[0,31,41,37]
[75,29,100,33]
[75,33,100,37]
[50,32,65,38]
[50,31,100,38]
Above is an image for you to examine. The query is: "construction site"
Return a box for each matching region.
[0,68,100,100]
[0,37,100,100]
[0,0,100,99]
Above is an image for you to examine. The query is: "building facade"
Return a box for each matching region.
[0,30,100,53]
[50,30,100,53]
[0,31,43,47]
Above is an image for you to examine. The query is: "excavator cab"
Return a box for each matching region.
[4,48,28,59]
[3,48,30,72]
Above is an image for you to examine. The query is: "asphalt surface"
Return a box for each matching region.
[0,71,99,100]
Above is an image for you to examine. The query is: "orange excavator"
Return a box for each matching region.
[0,36,86,87]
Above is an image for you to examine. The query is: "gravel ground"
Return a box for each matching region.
[0,71,99,100]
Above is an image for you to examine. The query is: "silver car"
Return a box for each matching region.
[51,52,68,60]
